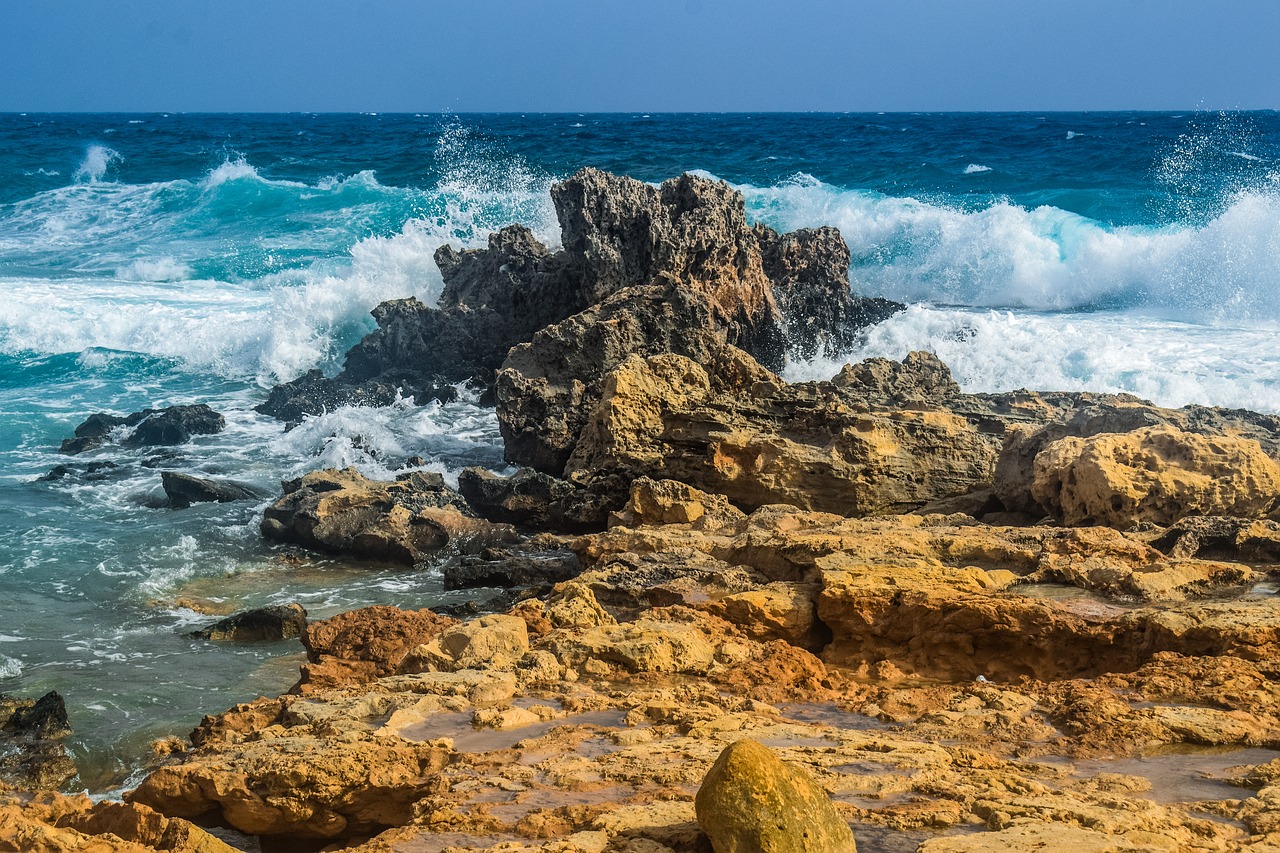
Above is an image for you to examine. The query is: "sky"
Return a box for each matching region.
[1,0,1277,112]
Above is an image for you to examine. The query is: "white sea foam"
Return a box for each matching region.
[740,176,1280,325]
[73,145,122,183]
[784,304,1280,414]
[116,257,194,282]
[0,653,22,678]
[963,164,992,174]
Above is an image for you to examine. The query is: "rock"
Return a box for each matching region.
[260,168,901,424]
[830,350,962,409]
[399,614,530,673]
[1031,426,1280,527]
[1148,516,1280,562]
[613,478,747,532]
[60,405,225,454]
[161,471,258,508]
[757,224,903,361]
[36,460,123,483]
[694,738,856,853]
[0,791,242,853]
[260,467,517,565]
[561,351,997,519]
[457,466,578,528]
[191,603,307,643]
[1,691,76,790]
[993,401,1280,516]
[255,366,459,422]
[298,605,457,691]
[443,547,580,590]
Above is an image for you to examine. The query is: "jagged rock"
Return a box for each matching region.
[260,468,517,565]
[1031,426,1280,528]
[443,547,580,590]
[0,791,242,853]
[994,401,1280,516]
[561,350,997,519]
[36,460,123,483]
[757,223,902,360]
[298,605,457,691]
[255,367,458,422]
[399,614,530,673]
[191,603,307,643]
[695,738,857,853]
[831,350,963,409]
[161,471,258,508]
[60,405,225,454]
[1149,516,1280,562]
[259,168,901,424]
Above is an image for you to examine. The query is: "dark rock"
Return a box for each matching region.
[443,548,580,590]
[757,224,903,360]
[123,404,225,447]
[1,690,76,790]
[6,691,71,739]
[457,467,577,527]
[36,461,122,483]
[161,471,260,508]
[61,405,225,454]
[1149,517,1280,562]
[258,168,900,425]
[191,604,308,643]
[261,468,516,566]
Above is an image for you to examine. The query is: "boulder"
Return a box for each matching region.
[457,466,577,527]
[1031,426,1280,528]
[442,547,580,590]
[298,605,457,691]
[191,604,307,643]
[60,405,224,454]
[260,468,517,565]
[695,738,857,852]
[0,691,76,790]
[399,614,530,673]
[161,471,259,508]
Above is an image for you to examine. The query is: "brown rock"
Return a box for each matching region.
[298,605,456,691]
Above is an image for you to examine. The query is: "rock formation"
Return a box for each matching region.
[161,471,259,508]
[258,168,901,423]
[191,603,307,643]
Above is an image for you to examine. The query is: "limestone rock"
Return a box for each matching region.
[260,467,517,565]
[190,603,307,643]
[695,738,856,853]
[298,605,457,691]
[562,351,997,518]
[1031,426,1280,527]
[400,614,530,673]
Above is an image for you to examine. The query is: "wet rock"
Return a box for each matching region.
[1149,516,1280,562]
[161,471,259,508]
[260,168,900,426]
[0,690,76,790]
[260,467,517,566]
[36,460,122,482]
[255,365,459,422]
[60,405,225,454]
[695,738,857,853]
[443,547,580,590]
[757,223,901,361]
[191,603,308,643]
[1031,425,1280,527]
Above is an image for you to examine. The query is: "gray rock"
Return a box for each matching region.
[162,471,259,508]
[191,604,308,643]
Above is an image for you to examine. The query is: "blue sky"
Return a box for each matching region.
[2,0,1277,111]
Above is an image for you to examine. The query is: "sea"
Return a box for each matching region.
[1,111,1278,790]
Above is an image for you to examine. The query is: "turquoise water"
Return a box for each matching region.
[1,112,1279,788]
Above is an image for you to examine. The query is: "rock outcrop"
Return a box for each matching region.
[191,603,307,643]
[0,692,76,790]
[60,405,225,454]
[260,468,517,565]
[259,168,901,423]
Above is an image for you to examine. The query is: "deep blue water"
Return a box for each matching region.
[1,112,1279,789]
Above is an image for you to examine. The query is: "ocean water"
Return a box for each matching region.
[1,111,1279,788]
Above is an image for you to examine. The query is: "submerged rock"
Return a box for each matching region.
[60,405,225,454]
[191,603,308,643]
[696,738,857,853]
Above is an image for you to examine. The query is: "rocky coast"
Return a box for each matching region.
[7,169,1280,852]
